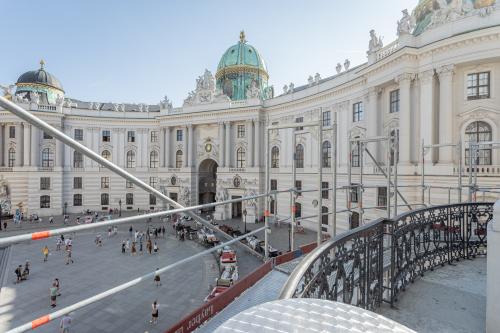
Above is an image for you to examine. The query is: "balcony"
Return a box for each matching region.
[36,104,57,112]
[0,167,13,172]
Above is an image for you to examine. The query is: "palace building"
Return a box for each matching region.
[1,0,500,233]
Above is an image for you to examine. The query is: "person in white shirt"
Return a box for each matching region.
[60,313,72,333]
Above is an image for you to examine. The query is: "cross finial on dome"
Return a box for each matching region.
[239,30,246,43]
[40,59,45,69]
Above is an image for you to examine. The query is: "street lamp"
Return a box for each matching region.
[119,199,122,217]
[243,209,247,234]
[64,202,68,216]
[0,206,2,231]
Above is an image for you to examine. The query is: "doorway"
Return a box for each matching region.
[198,159,218,211]
[232,196,242,218]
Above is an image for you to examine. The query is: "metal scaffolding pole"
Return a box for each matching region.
[332,112,338,238]
[291,132,296,251]
[393,133,399,216]
[265,123,270,259]
[317,115,323,246]
[421,139,425,205]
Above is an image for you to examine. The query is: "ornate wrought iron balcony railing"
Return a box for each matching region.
[280,202,493,311]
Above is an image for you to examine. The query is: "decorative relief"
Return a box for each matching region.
[183,69,230,106]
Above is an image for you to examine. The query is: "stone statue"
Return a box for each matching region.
[183,69,218,106]
[0,84,14,97]
[336,63,342,74]
[0,176,11,215]
[113,103,120,111]
[344,59,351,71]
[288,82,294,93]
[144,104,149,112]
[246,80,260,99]
[14,92,29,103]
[215,189,228,202]
[314,73,321,84]
[119,104,125,112]
[160,96,173,110]
[138,104,144,112]
[31,92,40,104]
[283,85,288,94]
[308,75,314,86]
[89,102,94,110]
[93,103,101,110]
[397,9,415,36]
[55,95,64,106]
[180,187,191,205]
[368,29,383,53]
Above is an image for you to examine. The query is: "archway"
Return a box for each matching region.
[198,159,218,211]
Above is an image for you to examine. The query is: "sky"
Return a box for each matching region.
[0,0,418,106]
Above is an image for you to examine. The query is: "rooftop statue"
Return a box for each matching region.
[344,59,351,71]
[397,9,415,36]
[160,95,173,110]
[336,63,342,74]
[368,30,383,54]
[246,79,260,99]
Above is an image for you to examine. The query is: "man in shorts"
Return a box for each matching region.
[50,282,58,307]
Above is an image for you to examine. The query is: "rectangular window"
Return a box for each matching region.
[40,195,50,208]
[102,130,111,142]
[377,187,387,209]
[176,129,183,141]
[322,111,331,127]
[295,117,304,131]
[350,183,359,203]
[43,132,53,139]
[322,181,329,199]
[40,177,51,190]
[467,72,490,100]
[389,89,400,113]
[9,126,15,138]
[74,129,83,141]
[295,180,302,196]
[73,177,82,189]
[237,125,246,138]
[352,102,364,122]
[270,179,277,191]
[126,193,134,205]
[127,131,135,143]
[149,194,157,205]
[150,177,158,189]
[73,194,82,206]
[150,131,158,143]
[126,180,134,189]
[101,177,110,189]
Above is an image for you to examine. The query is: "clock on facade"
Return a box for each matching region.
[233,176,241,188]
[205,143,212,153]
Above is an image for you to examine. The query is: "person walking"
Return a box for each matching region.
[131,242,137,256]
[54,278,61,296]
[15,265,22,283]
[147,239,152,254]
[153,242,158,254]
[50,282,58,307]
[49,216,54,224]
[154,268,161,287]
[161,226,166,238]
[126,239,130,252]
[129,226,133,238]
[150,300,159,325]
[42,246,49,262]
[56,238,62,251]
[60,313,72,333]
[65,248,74,265]
[121,241,126,254]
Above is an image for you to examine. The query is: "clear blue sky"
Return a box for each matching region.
[0,0,417,106]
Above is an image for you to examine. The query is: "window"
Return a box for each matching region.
[150,151,159,168]
[9,126,15,138]
[150,177,158,188]
[126,180,134,189]
[352,102,364,122]
[390,89,400,113]
[41,148,54,167]
[40,195,50,208]
[322,206,328,232]
[237,125,245,138]
[322,182,329,199]
[270,199,276,214]
[270,179,277,191]
[390,129,399,166]
[351,138,360,167]
[73,177,82,189]
[102,150,111,161]
[73,194,82,206]
[126,151,136,168]
[377,187,387,209]
[176,129,183,141]
[295,117,304,131]
[322,111,331,127]
[40,177,51,190]
[127,131,135,142]
[8,148,15,167]
[322,141,331,168]
[74,129,83,141]
[295,144,304,168]
[150,131,158,143]
[467,72,490,100]
[271,146,279,168]
[101,193,109,206]
[73,151,83,168]
[149,194,157,205]
[350,183,359,203]
[294,202,302,218]
[236,148,246,168]
[465,121,492,165]
[126,193,134,205]
[175,150,183,168]
[43,132,53,139]
[102,130,111,142]
[295,180,302,195]
[101,177,110,189]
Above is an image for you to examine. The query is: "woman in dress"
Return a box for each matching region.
[150,300,159,324]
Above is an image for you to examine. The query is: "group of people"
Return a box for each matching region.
[121,237,159,255]
[46,235,74,265]
[14,261,30,283]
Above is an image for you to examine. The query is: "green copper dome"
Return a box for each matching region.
[15,60,65,105]
[216,31,270,101]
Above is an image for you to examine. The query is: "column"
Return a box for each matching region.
[184,126,189,167]
[92,128,99,167]
[111,128,118,165]
[137,129,143,167]
[254,120,260,167]
[15,123,22,166]
[142,129,148,168]
[56,127,64,168]
[118,130,125,167]
[160,128,165,168]
[219,122,225,167]
[84,128,92,168]
[396,73,415,164]
[30,125,40,167]
[188,124,194,167]
[247,120,254,167]
[0,124,4,166]
[23,123,31,167]
[165,127,170,168]
[438,65,455,163]
[419,69,435,163]
[64,126,72,167]
[225,122,231,167]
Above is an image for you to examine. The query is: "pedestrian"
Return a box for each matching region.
[126,239,130,252]
[108,227,112,238]
[153,242,158,254]
[154,228,158,239]
[60,313,72,333]
[64,216,69,225]
[139,239,143,253]
[154,268,161,287]
[23,261,30,279]
[150,300,159,325]
[42,245,49,262]
[3,221,7,230]
[65,248,74,265]
[147,239,152,254]
[54,278,61,296]
[15,265,22,283]
[121,241,126,254]
[129,226,133,238]
[56,238,62,251]
[161,226,165,238]
[76,217,80,224]
[49,216,54,224]
[131,242,137,255]
[134,230,138,242]
[50,282,58,307]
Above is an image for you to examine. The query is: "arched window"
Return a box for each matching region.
[73,151,83,168]
[73,194,82,206]
[390,129,399,166]
[101,193,109,206]
[42,148,54,167]
[150,151,159,168]
[126,151,136,168]
[294,202,302,218]
[236,148,246,168]
[295,144,304,168]
[175,150,183,168]
[322,141,331,168]
[270,199,276,214]
[8,148,15,167]
[351,137,360,167]
[465,121,492,165]
[322,206,329,232]
[126,193,134,205]
[40,195,50,208]
[101,150,111,161]
[271,146,279,168]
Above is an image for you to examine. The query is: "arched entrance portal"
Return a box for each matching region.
[198,159,218,211]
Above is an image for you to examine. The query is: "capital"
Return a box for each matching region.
[418,69,435,83]
[395,73,416,85]
[437,64,455,77]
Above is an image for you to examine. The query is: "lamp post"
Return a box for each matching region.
[64,202,67,216]
[119,199,122,217]
[243,209,247,234]
[0,206,2,231]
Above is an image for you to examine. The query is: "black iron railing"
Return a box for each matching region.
[279,202,493,311]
